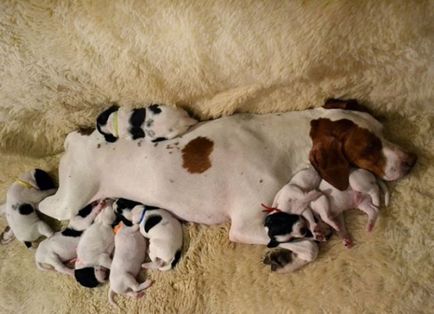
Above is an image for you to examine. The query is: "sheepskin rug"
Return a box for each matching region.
[0,1,433,313]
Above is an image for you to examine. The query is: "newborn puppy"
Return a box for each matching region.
[96,104,197,143]
[131,206,183,271]
[312,168,389,248]
[108,223,152,307]
[271,167,326,240]
[74,201,116,288]
[3,169,56,248]
[35,201,104,276]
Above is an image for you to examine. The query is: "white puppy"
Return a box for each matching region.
[108,223,152,307]
[129,205,183,271]
[74,201,116,288]
[96,104,197,143]
[3,169,56,248]
[35,201,103,276]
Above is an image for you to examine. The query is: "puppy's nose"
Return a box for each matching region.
[403,152,417,172]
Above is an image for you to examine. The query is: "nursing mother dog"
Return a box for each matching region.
[39,99,416,272]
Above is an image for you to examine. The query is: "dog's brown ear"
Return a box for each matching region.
[309,135,350,191]
[324,98,371,115]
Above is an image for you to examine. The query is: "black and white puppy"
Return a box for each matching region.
[108,223,152,307]
[96,104,197,143]
[263,210,313,248]
[35,201,104,276]
[74,200,116,288]
[2,169,56,248]
[112,198,183,271]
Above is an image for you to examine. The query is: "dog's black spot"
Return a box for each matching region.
[96,105,120,142]
[129,127,145,140]
[130,108,146,127]
[77,204,93,218]
[111,215,123,229]
[146,119,154,128]
[77,127,95,136]
[18,204,34,215]
[148,104,162,114]
[263,249,293,271]
[264,212,300,238]
[144,215,162,233]
[152,137,168,143]
[97,144,101,149]
[34,169,56,190]
[74,267,100,288]
[24,241,32,248]
[61,228,83,237]
[114,211,133,227]
[171,249,182,268]
[144,205,159,211]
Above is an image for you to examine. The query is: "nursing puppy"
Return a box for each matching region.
[269,168,388,248]
[108,223,152,307]
[3,169,56,248]
[35,201,104,276]
[112,198,183,271]
[96,104,197,143]
[74,201,116,288]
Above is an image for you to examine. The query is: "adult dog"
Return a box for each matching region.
[39,100,416,271]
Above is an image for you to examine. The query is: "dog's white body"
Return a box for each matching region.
[39,107,411,270]
[75,205,115,271]
[4,171,56,245]
[108,224,152,307]
[35,202,103,275]
[134,208,183,271]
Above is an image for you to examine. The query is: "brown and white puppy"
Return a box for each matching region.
[40,98,417,272]
[108,223,152,307]
[74,201,116,288]
[35,201,104,276]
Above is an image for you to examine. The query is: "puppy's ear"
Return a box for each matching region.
[309,136,350,190]
[34,169,56,191]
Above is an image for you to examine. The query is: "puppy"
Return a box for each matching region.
[35,201,104,276]
[113,198,183,271]
[96,104,197,143]
[2,169,56,248]
[312,168,389,247]
[108,223,152,307]
[74,201,116,288]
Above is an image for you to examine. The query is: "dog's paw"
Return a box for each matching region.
[0,226,15,245]
[263,249,293,272]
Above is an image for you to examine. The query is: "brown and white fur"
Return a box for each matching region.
[39,99,416,272]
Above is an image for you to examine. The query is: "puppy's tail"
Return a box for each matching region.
[108,288,118,308]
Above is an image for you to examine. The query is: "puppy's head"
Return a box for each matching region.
[74,266,108,288]
[96,105,120,143]
[264,212,310,248]
[112,198,144,227]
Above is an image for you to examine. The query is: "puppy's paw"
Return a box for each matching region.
[343,237,353,249]
[263,249,293,272]
[0,226,15,245]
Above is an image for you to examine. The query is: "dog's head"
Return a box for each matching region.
[264,212,311,248]
[310,103,417,190]
[74,266,109,288]
[112,198,144,227]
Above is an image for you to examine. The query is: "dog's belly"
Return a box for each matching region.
[95,111,317,224]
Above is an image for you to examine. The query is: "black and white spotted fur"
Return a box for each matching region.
[2,169,56,248]
[96,104,197,143]
[35,201,104,276]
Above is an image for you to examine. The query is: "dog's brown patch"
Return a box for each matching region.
[181,137,214,173]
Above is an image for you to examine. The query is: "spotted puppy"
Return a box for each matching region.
[74,200,116,288]
[108,223,152,307]
[2,169,56,248]
[96,104,197,143]
[35,201,104,276]
[112,198,183,271]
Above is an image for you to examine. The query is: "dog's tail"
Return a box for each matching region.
[378,180,389,207]
[108,288,118,308]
